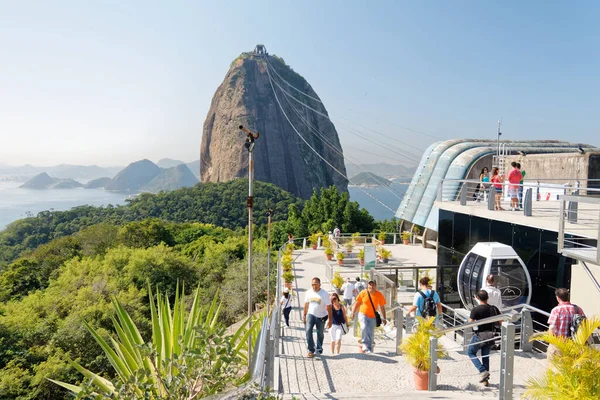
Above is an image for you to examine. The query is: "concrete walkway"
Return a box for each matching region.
[279,245,548,399]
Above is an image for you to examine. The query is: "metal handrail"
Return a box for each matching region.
[435,313,516,335]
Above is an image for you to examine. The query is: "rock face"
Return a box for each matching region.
[200,50,348,199]
[84,177,112,189]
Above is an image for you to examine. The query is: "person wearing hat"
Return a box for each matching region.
[280,287,293,327]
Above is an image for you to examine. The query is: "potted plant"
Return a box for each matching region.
[352,232,360,245]
[331,272,344,295]
[281,253,293,270]
[309,232,319,250]
[324,245,334,261]
[345,242,353,254]
[336,251,345,265]
[401,231,412,245]
[379,248,391,263]
[282,270,295,288]
[525,316,600,399]
[358,248,365,266]
[286,243,295,252]
[400,316,446,390]
[378,231,387,245]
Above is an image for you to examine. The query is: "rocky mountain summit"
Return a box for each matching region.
[20,173,82,189]
[200,47,347,199]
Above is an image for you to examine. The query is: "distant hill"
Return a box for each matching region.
[84,177,112,189]
[105,160,162,192]
[0,164,122,180]
[349,172,392,187]
[20,173,83,189]
[156,158,185,168]
[186,160,200,178]
[143,164,199,192]
[345,163,416,178]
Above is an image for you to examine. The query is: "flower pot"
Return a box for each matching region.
[403,239,409,245]
[413,367,440,390]
[359,258,364,266]
[380,240,385,245]
[312,244,317,250]
[337,260,344,266]
[326,254,333,261]
[284,282,292,289]
[353,240,359,246]
[382,258,389,264]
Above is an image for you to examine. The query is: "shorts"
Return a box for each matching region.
[329,324,343,342]
[508,187,518,198]
[494,187,502,194]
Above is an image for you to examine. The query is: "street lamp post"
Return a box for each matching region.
[240,125,259,364]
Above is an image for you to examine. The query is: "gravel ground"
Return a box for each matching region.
[279,248,549,399]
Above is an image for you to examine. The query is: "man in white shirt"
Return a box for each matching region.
[341,277,355,307]
[303,277,332,357]
[481,274,503,311]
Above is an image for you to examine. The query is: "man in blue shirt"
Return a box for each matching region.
[407,277,442,320]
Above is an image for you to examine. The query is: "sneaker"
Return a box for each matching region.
[315,350,322,356]
[479,370,490,383]
[364,349,372,354]
[307,352,314,358]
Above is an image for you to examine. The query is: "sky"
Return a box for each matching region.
[1,0,599,167]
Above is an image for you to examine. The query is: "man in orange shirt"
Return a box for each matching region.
[351,280,387,354]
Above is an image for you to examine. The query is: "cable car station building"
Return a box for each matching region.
[396,139,600,317]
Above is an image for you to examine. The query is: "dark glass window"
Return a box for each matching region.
[490,220,514,247]
[453,213,470,254]
[438,210,453,248]
[458,253,486,309]
[490,259,530,308]
[470,216,491,248]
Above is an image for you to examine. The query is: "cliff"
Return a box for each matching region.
[200,49,348,199]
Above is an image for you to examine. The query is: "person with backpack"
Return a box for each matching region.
[547,288,586,359]
[407,277,442,323]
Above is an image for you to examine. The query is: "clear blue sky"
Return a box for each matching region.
[1,0,598,167]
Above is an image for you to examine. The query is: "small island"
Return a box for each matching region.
[20,173,83,189]
[349,172,392,187]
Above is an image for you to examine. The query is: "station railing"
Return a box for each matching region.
[438,178,600,220]
[558,194,600,266]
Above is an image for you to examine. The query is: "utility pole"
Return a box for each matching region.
[240,124,260,364]
[497,118,502,159]
[266,208,273,319]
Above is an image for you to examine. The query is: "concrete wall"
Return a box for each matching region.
[570,261,600,317]
[466,154,494,180]
[505,153,590,184]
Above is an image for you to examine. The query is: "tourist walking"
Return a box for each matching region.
[547,288,586,359]
[507,161,523,211]
[468,290,501,385]
[517,163,526,208]
[341,277,355,307]
[491,167,505,210]
[352,280,387,354]
[407,277,442,327]
[302,277,332,357]
[329,292,348,354]
[280,287,293,327]
[481,274,503,310]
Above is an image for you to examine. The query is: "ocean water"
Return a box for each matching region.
[0,181,129,231]
[0,180,407,232]
[348,182,407,220]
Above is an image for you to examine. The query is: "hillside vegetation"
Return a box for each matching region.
[0,182,383,399]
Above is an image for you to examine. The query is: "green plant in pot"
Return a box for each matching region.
[379,248,391,263]
[286,243,295,252]
[352,232,360,245]
[336,251,345,265]
[401,231,412,244]
[282,270,295,288]
[345,241,354,253]
[358,248,365,266]
[324,245,334,260]
[378,231,387,244]
[309,232,320,249]
[400,316,446,390]
[524,316,600,399]
[331,271,344,294]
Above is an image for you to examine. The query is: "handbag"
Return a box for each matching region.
[367,291,382,327]
[341,322,348,334]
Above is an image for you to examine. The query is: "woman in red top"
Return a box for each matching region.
[490,167,505,211]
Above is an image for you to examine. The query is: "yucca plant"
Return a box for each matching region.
[400,316,446,372]
[524,316,600,400]
[49,283,261,398]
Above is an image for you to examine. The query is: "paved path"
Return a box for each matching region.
[279,245,549,399]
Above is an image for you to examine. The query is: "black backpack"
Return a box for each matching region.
[569,305,586,337]
[419,290,437,318]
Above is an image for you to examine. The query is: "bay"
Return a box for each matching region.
[0,181,129,231]
[348,182,407,221]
